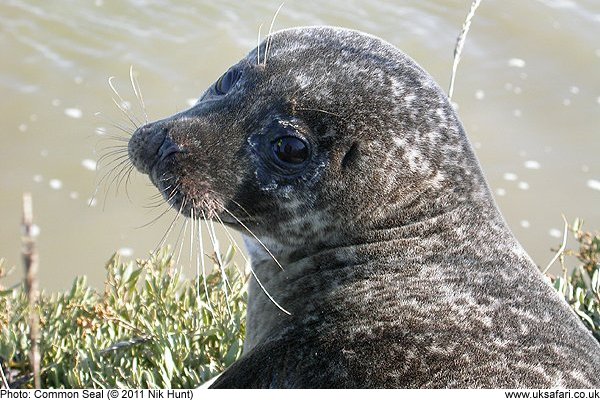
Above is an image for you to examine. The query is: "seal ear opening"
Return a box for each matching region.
[341,142,360,171]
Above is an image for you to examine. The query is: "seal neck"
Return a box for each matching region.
[241,199,530,353]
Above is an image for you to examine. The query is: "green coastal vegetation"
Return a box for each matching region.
[0,247,247,388]
[0,220,598,389]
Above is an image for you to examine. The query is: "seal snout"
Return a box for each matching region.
[128,121,181,176]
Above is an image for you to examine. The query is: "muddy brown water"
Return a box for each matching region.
[1,0,599,291]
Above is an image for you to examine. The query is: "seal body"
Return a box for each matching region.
[128,27,600,388]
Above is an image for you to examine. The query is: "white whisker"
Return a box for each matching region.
[129,65,148,125]
[135,191,177,229]
[197,210,213,312]
[221,207,290,315]
[189,207,196,288]
[152,199,185,255]
[175,205,189,266]
[222,207,284,271]
[296,107,342,118]
[204,214,231,316]
[205,219,231,296]
[94,111,135,136]
[108,76,142,129]
[263,3,284,67]
[213,213,242,292]
[257,23,264,65]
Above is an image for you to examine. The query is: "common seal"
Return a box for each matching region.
[127,26,600,388]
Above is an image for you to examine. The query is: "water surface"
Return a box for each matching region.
[1,0,599,290]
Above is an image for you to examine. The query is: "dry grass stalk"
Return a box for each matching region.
[448,0,483,100]
[543,215,569,275]
[0,363,8,389]
[21,193,41,389]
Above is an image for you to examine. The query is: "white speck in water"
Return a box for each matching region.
[503,172,518,181]
[30,224,41,237]
[74,76,83,85]
[520,220,530,228]
[51,98,61,107]
[569,86,579,94]
[581,165,590,173]
[451,101,459,110]
[562,98,571,106]
[508,58,526,68]
[513,87,522,94]
[64,107,83,119]
[120,101,131,110]
[519,72,528,80]
[518,150,527,157]
[118,247,134,257]
[69,191,79,200]
[549,228,562,239]
[49,179,63,190]
[40,149,49,157]
[474,90,485,100]
[474,141,482,149]
[20,85,38,94]
[524,160,541,169]
[187,98,197,107]
[518,181,530,190]
[496,188,506,196]
[87,198,98,207]
[81,159,97,171]
[30,114,38,122]
[18,124,27,132]
[95,126,107,135]
[504,83,513,91]
[587,179,600,191]
[540,0,575,9]
[33,175,43,183]
[95,0,103,6]
[596,96,600,105]
[513,109,522,117]
[595,49,600,58]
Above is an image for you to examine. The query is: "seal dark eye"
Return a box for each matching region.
[214,68,240,95]
[272,136,309,165]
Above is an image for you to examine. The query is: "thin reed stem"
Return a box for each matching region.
[21,193,41,389]
[543,215,569,275]
[0,362,9,389]
[448,0,482,100]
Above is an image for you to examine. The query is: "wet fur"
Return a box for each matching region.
[128,27,600,388]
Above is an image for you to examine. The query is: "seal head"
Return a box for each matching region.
[128,26,600,388]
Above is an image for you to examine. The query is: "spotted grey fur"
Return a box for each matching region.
[128,27,600,388]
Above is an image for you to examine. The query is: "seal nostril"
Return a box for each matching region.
[128,119,181,175]
[158,136,181,161]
